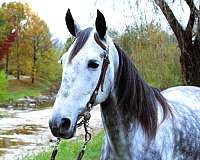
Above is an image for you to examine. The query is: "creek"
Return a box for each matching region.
[0,103,102,160]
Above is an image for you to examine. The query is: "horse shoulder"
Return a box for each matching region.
[161,86,200,159]
[128,119,174,160]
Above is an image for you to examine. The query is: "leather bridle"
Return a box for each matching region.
[85,33,110,111]
[50,33,110,160]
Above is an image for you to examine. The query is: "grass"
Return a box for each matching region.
[0,78,52,103]
[23,131,104,160]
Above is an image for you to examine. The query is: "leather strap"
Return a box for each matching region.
[94,33,107,50]
[86,33,110,109]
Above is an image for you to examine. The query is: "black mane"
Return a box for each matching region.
[114,43,171,140]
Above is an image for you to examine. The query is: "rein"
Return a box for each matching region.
[50,33,109,160]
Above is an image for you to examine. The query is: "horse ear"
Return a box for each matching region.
[65,9,81,37]
[95,10,107,39]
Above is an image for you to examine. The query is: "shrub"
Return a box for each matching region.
[0,70,8,100]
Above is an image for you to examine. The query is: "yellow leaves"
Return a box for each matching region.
[1,2,60,82]
[2,2,26,28]
[30,14,42,35]
[24,3,31,17]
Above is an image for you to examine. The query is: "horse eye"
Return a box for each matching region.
[88,60,99,69]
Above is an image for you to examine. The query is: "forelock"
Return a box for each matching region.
[68,27,93,63]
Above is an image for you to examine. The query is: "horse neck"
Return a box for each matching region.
[99,41,132,158]
[100,96,132,159]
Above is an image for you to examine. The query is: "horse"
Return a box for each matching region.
[49,9,200,160]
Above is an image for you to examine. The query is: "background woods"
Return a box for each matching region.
[118,0,199,86]
[1,0,197,101]
[0,2,61,100]
[110,22,181,89]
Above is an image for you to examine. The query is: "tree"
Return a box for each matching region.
[0,7,14,63]
[26,15,52,83]
[0,2,61,86]
[153,0,200,86]
[1,2,27,79]
[120,0,199,85]
[0,30,17,75]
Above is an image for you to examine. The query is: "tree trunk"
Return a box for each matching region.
[31,51,36,83]
[16,41,20,80]
[180,42,200,86]
[154,0,200,86]
[5,53,9,79]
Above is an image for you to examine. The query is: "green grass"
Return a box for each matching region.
[23,131,104,160]
[0,78,52,103]
[0,88,40,101]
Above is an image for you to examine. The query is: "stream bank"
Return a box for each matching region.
[0,100,102,160]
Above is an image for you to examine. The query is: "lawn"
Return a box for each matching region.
[23,131,104,160]
[0,78,52,102]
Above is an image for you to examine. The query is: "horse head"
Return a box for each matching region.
[49,9,118,139]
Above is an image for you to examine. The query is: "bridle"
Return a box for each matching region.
[50,33,110,160]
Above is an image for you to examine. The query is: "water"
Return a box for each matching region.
[0,105,52,160]
[0,104,102,160]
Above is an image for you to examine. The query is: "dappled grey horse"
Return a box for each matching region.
[49,9,200,160]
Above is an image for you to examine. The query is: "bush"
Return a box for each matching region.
[0,70,8,100]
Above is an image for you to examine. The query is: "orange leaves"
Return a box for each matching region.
[0,2,57,81]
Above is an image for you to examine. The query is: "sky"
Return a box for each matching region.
[0,0,194,44]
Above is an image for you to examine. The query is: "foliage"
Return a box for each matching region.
[0,70,8,100]
[0,2,62,84]
[23,131,104,160]
[0,7,6,44]
[116,22,182,89]
[0,2,63,102]
[0,70,8,92]
[63,36,74,53]
[37,49,62,82]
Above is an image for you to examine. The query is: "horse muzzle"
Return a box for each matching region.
[49,117,76,139]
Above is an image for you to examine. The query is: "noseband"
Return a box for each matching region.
[50,33,110,160]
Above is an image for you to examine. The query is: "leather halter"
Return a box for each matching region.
[85,33,110,110]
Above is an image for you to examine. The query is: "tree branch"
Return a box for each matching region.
[186,9,195,32]
[154,0,185,44]
[194,2,200,44]
[186,0,198,32]
[185,0,198,13]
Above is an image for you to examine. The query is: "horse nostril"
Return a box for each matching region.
[61,118,71,130]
